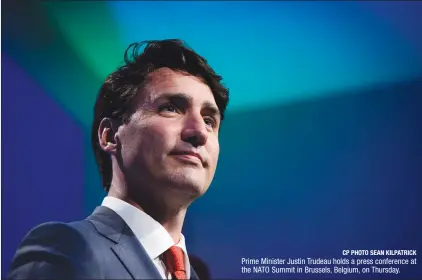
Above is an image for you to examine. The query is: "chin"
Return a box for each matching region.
[167,172,208,197]
[177,178,206,197]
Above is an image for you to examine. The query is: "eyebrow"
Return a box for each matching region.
[155,92,221,119]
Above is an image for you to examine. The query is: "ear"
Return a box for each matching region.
[98,118,120,154]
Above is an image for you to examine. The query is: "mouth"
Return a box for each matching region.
[170,151,204,166]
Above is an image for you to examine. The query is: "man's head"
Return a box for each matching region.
[92,39,229,202]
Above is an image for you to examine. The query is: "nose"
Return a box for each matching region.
[181,113,208,147]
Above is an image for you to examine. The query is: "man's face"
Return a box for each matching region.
[116,68,221,198]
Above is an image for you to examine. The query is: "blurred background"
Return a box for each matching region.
[3,0,422,278]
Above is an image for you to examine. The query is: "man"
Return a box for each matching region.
[7,39,229,279]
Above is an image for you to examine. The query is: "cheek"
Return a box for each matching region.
[121,125,163,162]
[208,138,220,167]
[140,124,178,158]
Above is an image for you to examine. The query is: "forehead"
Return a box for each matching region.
[141,67,216,105]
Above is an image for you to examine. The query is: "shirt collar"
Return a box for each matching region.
[101,196,190,277]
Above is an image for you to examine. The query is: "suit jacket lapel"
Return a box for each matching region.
[88,206,162,280]
[190,266,200,280]
[111,225,162,280]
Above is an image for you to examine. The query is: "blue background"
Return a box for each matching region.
[3,1,422,278]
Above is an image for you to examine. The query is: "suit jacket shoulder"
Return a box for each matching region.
[7,220,98,279]
[7,206,200,280]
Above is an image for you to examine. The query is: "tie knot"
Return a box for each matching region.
[163,246,186,279]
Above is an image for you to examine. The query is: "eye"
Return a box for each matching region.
[159,103,178,113]
[204,117,216,128]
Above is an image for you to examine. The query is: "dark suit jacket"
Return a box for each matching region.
[7,206,199,279]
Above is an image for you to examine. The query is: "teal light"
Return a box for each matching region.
[44,1,127,82]
[10,0,422,124]
[108,1,421,112]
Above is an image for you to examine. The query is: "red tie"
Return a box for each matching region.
[163,246,187,279]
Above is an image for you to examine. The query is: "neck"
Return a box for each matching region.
[108,177,189,244]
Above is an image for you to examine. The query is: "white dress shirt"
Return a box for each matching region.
[102,196,191,279]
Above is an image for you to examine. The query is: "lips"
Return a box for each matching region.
[171,150,204,164]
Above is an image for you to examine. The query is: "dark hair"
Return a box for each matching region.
[91,39,229,192]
